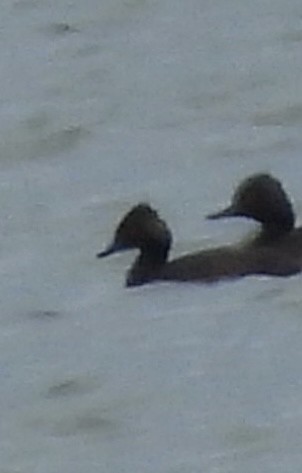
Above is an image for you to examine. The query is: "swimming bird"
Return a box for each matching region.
[207,173,295,242]
[97,195,301,287]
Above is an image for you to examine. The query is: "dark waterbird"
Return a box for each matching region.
[97,174,302,287]
[207,173,295,242]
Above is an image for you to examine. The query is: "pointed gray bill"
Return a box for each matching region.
[206,205,236,220]
[96,241,125,258]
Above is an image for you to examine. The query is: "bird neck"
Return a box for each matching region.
[126,245,169,287]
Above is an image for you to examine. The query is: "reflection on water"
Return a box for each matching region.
[45,375,100,399]
[49,410,119,438]
[253,104,302,127]
[29,309,62,319]
[42,23,79,37]
[223,422,276,450]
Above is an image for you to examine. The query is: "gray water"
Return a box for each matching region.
[1,1,302,472]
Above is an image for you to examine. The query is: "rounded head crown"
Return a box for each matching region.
[207,173,295,234]
[97,203,172,260]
